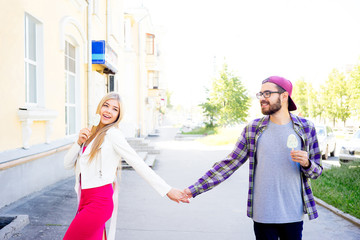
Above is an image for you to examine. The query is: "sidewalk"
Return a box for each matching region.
[1,126,360,239]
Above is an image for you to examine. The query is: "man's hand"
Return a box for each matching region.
[167,188,190,203]
[290,150,310,168]
[184,188,193,199]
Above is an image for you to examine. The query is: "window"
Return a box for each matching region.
[146,33,155,55]
[147,70,159,89]
[24,13,43,105]
[65,41,77,135]
[107,75,116,93]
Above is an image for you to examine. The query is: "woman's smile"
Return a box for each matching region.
[99,99,120,126]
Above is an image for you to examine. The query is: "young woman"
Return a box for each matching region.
[63,92,188,240]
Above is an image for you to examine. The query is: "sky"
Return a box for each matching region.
[125,0,360,108]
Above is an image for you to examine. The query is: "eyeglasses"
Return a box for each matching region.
[256,91,283,99]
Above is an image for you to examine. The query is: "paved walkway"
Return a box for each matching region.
[1,126,359,239]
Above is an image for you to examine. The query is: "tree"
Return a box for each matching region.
[323,69,351,126]
[200,63,251,127]
[311,85,326,121]
[349,64,360,119]
[292,78,309,117]
[292,78,321,119]
[199,97,218,128]
[166,90,173,109]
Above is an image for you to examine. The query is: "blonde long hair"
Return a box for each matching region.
[85,92,124,163]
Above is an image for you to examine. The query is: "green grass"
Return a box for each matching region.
[180,126,243,145]
[198,126,243,146]
[311,162,360,219]
[181,127,217,135]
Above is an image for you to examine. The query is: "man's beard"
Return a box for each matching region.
[261,97,282,115]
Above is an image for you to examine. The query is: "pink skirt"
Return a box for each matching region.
[63,184,114,240]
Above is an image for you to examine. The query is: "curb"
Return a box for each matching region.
[315,197,360,228]
[321,161,340,170]
[0,215,29,240]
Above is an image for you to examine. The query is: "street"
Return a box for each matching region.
[115,126,360,240]
[2,126,359,240]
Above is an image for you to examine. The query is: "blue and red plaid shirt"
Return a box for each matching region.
[189,113,323,220]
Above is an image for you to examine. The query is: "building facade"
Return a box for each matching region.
[122,7,166,137]
[0,1,165,208]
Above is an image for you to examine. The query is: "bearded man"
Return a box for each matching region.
[184,76,323,240]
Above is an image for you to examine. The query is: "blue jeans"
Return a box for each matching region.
[253,221,303,240]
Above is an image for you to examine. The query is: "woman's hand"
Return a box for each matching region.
[77,128,91,146]
[167,188,190,203]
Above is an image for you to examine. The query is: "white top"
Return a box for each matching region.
[64,127,172,239]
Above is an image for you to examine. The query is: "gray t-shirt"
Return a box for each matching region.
[253,120,304,223]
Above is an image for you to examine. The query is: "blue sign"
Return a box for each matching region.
[92,40,118,73]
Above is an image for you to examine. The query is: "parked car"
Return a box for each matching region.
[339,129,360,165]
[344,126,358,135]
[315,125,336,160]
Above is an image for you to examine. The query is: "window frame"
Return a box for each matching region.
[145,33,155,55]
[64,41,80,136]
[24,13,44,107]
[147,70,159,89]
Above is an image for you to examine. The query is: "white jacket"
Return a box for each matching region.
[64,127,172,239]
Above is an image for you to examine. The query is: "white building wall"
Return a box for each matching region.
[119,53,139,137]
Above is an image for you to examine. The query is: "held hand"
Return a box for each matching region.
[77,128,91,146]
[167,188,190,203]
[290,150,310,168]
[184,188,193,199]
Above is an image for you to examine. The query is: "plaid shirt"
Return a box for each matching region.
[189,113,323,220]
